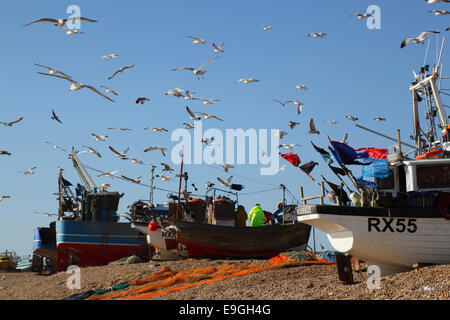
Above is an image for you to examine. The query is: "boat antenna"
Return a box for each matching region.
[176,146,184,221]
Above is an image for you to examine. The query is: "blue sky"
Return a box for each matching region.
[0,0,448,256]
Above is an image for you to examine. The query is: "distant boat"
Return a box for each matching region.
[16,255,33,271]
[0,250,17,271]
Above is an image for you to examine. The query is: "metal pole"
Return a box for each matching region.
[355,125,419,150]
[149,165,155,206]
[281,184,286,225]
[176,148,184,221]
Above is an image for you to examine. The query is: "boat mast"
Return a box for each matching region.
[149,165,156,206]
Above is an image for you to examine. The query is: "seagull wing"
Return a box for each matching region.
[65,17,98,23]
[211,115,224,121]
[217,177,228,186]
[418,31,439,39]
[38,72,75,83]
[310,119,317,131]
[84,85,116,102]
[24,18,58,26]
[9,117,24,126]
[109,146,122,156]
[186,106,197,118]
[172,67,194,71]
[197,57,218,70]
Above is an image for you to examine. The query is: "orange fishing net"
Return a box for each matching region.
[88,261,292,300]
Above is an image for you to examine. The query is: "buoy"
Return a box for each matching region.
[148,222,158,231]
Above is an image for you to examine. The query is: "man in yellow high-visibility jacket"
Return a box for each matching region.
[248,204,266,227]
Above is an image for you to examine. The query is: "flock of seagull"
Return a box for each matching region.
[1,3,449,211]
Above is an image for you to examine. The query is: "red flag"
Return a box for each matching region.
[356,148,388,160]
[281,153,301,167]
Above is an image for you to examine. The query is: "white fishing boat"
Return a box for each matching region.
[297,46,450,276]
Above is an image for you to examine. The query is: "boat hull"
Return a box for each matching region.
[56,220,148,272]
[297,205,450,275]
[133,220,311,259]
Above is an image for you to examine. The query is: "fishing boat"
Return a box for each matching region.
[132,187,311,259]
[16,255,33,271]
[35,150,149,272]
[0,250,17,271]
[296,57,450,276]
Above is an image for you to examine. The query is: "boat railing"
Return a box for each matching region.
[300,182,326,205]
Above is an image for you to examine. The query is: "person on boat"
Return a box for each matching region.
[235,205,248,227]
[263,211,273,226]
[248,204,266,227]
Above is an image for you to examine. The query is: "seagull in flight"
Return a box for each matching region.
[172,57,219,79]
[196,112,223,121]
[24,17,98,28]
[97,170,119,178]
[287,100,303,115]
[136,97,150,104]
[346,115,358,121]
[144,126,169,133]
[186,106,201,120]
[212,43,225,53]
[144,146,167,156]
[184,91,196,100]
[429,10,450,16]
[121,175,142,184]
[188,35,207,44]
[34,63,71,78]
[64,28,85,35]
[157,175,172,182]
[261,25,275,31]
[288,121,300,129]
[325,120,337,124]
[426,0,450,3]
[1,117,23,127]
[308,119,320,135]
[100,85,118,96]
[92,134,108,141]
[237,78,260,84]
[217,176,233,187]
[275,130,288,139]
[0,151,11,156]
[108,65,135,80]
[273,99,288,107]
[278,144,300,150]
[194,98,220,105]
[295,85,307,90]
[46,141,67,152]
[127,158,144,165]
[109,146,129,158]
[107,127,132,132]
[0,195,11,202]
[161,163,174,172]
[35,212,58,217]
[166,88,185,97]
[350,13,373,20]
[19,167,37,175]
[221,164,235,172]
[101,54,119,60]
[375,117,386,121]
[400,31,440,48]
[183,122,195,130]
[38,73,115,102]
[308,33,327,38]
[79,146,102,158]
[51,109,62,124]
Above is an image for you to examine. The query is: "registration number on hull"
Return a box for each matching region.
[368,218,418,233]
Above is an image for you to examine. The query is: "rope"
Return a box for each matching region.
[239,187,281,196]
[209,165,280,188]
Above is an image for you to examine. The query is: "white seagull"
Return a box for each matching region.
[212,43,225,53]
[196,112,223,121]
[165,88,185,97]
[217,176,233,187]
[188,35,207,44]
[97,170,119,178]
[109,146,129,158]
[429,10,450,16]
[186,106,201,120]
[0,196,11,202]
[144,146,167,156]
[20,167,37,175]
[46,141,67,152]
[295,85,307,90]
[400,31,440,48]
[308,33,327,38]
[221,164,235,172]
[261,25,275,31]
[121,175,142,184]
[287,100,303,115]
[24,17,98,27]
[100,85,118,96]
[288,121,300,129]
[34,63,71,78]
[144,127,169,133]
[79,146,102,158]
[237,78,260,84]
[38,73,115,102]
[350,13,373,20]
[101,54,119,60]
[172,57,219,79]
[92,134,108,142]
[108,65,135,80]
[346,115,358,121]
[161,163,174,172]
